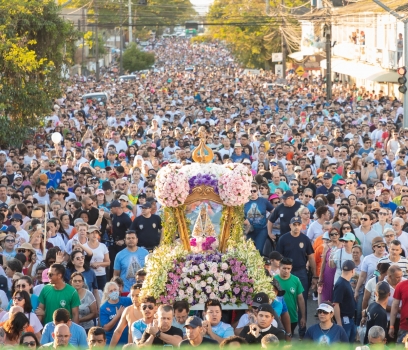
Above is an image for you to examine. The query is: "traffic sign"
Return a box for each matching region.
[272,53,283,62]
[295,66,305,76]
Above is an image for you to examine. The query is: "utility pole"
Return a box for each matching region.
[281,0,286,79]
[95,3,100,81]
[128,0,132,44]
[120,0,124,75]
[266,0,270,14]
[372,0,408,127]
[325,24,332,100]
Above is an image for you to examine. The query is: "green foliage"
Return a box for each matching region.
[0,0,78,147]
[122,43,155,72]
[206,0,302,68]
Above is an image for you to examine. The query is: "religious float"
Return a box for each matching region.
[140,127,274,309]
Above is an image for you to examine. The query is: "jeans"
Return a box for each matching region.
[355,292,364,325]
[96,275,107,291]
[247,228,268,253]
[397,329,408,343]
[292,268,309,338]
[343,320,356,343]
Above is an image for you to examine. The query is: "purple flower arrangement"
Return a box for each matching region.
[159,252,255,306]
[188,173,219,194]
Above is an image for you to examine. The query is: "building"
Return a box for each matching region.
[291,0,407,96]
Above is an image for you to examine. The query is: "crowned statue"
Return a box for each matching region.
[190,203,219,253]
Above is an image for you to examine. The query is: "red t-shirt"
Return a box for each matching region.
[393,280,408,330]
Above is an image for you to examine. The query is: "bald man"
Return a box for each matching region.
[51,324,71,348]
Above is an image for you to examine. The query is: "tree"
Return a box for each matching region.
[206,0,302,68]
[0,0,78,147]
[122,43,155,72]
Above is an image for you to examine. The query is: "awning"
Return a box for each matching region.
[288,51,306,61]
[320,58,398,83]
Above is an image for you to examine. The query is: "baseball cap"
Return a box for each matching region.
[323,172,332,179]
[242,159,251,165]
[110,200,121,208]
[281,190,294,199]
[263,257,271,265]
[339,232,356,242]
[141,202,152,209]
[257,303,274,315]
[95,189,105,195]
[397,206,407,213]
[342,260,356,271]
[317,303,334,313]
[371,202,381,210]
[119,194,129,202]
[290,216,302,224]
[252,292,269,307]
[381,188,390,193]
[396,159,405,166]
[322,231,330,240]
[268,194,279,201]
[6,225,16,234]
[42,268,50,283]
[271,279,285,296]
[87,225,100,234]
[184,316,202,329]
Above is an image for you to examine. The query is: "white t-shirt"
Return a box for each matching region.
[15,229,30,247]
[0,290,8,310]
[83,242,109,276]
[332,248,353,283]
[306,221,323,242]
[47,234,66,251]
[0,312,43,333]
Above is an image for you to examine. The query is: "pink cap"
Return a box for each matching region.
[119,152,126,158]
[269,194,279,201]
[42,268,50,283]
[95,189,105,195]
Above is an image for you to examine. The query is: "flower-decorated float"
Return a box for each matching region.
[140,127,274,309]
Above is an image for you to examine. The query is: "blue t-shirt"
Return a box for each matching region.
[230,153,250,162]
[304,323,349,344]
[40,321,88,346]
[206,322,234,339]
[64,268,98,291]
[90,159,110,169]
[46,171,62,189]
[7,293,39,311]
[113,247,149,292]
[100,297,132,344]
[380,201,397,213]
[269,181,290,193]
[132,319,148,342]
[244,197,273,229]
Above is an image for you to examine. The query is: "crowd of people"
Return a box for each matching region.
[0,36,407,349]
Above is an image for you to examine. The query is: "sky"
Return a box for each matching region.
[190,0,214,13]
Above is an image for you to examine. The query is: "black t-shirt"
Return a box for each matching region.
[139,326,183,346]
[268,201,302,235]
[111,212,132,241]
[304,182,317,197]
[332,276,356,319]
[130,214,162,249]
[363,302,388,344]
[276,233,314,272]
[179,337,219,347]
[240,325,285,343]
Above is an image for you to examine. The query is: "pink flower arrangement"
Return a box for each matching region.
[190,236,219,253]
[155,164,190,207]
[218,163,252,206]
[159,252,254,305]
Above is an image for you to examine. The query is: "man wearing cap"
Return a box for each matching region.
[363,281,390,344]
[316,172,338,196]
[129,202,162,251]
[109,200,132,276]
[231,143,250,163]
[304,303,348,344]
[379,188,397,213]
[276,216,315,337]
[332,260,357,342]
[268,190,302,241]
[239,303,285,344]
[179,316,218,347]
[118,194,135,221]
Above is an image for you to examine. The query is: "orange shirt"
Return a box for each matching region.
[315,244,325,277]
[0,321,34,334]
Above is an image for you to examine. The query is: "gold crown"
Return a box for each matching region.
[192,126,214,163]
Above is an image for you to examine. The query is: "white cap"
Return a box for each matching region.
[317,303,334,313]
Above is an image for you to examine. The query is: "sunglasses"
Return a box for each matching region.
[272,201,280,205]
[16,284,27,289]
[329,233,339,236]
[304,195,312,198]
[251,190,257,193]
[317,309,330,315]
[13,296,24,301]
[17,249,26,253]
[142,304,154,310]
[339,212,348,216]
[5,239,15,243]
[346,182,353,185]
[361,217,370,221]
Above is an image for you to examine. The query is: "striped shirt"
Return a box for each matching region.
[378,255,408,277]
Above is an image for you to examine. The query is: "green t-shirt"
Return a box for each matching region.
[274,274,304,323]
[39,283,81,324]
